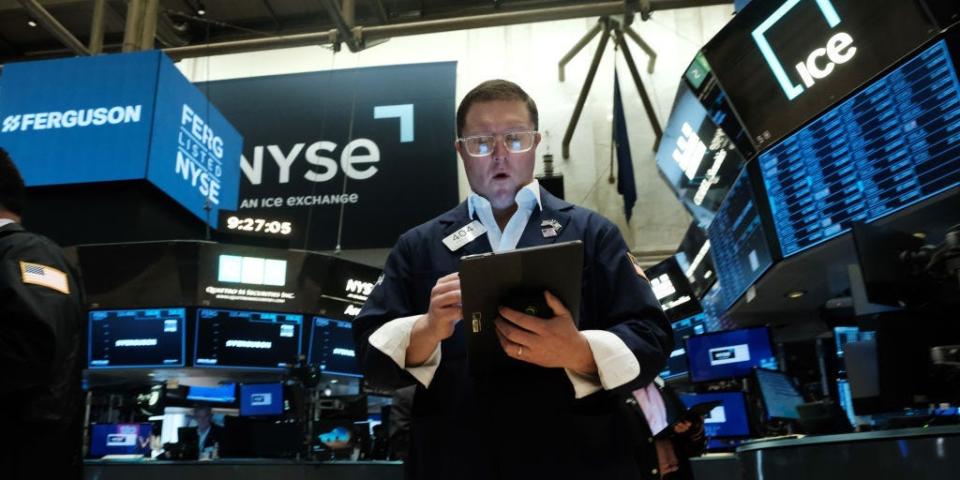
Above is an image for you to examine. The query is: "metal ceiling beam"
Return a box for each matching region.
[17,0,90,55]
[371,0,389,24]
[165,0,731,60]
[259,0,281,31]
[140,0,159,50]
[89,0,106,54]
[320,0,362,52]
[122,0,144,52]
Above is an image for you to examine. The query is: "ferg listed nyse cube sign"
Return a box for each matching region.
[0,51,241,225]
[200,62,458,250]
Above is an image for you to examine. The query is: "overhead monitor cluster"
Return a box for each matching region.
[654,1,959,319]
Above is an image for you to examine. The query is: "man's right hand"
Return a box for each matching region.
[406,272,461,366]
[422,272,462,341]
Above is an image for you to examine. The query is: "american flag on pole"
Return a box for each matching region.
[19,261,70,295]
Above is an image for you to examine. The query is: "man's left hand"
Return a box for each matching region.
[494,291,597,375]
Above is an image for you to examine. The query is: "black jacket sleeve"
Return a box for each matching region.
[352,233,421,389]
[0,247,60,394]
[587,220,673,396]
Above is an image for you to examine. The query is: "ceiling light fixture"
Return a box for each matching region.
[27,20,37,27]
[785,290,806,299]
[197,3,206,16]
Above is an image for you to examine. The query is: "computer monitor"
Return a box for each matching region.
[656,81,748,226]
[308,317,361,377]
[646,257,703,322]
[88,423,152,458]
[186,384,236,404]
[660,313,707,380]
[674,221,717,299]
[754,368,804,420]
[706,166,775,313]
[758,38,960,258]
[88,308,186,368]
[678,391,750,438]
[239,383,284,417]
[685,326,777,383]
[194,308,302,370]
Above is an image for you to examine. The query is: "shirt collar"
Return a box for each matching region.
[467,179,542,219]
[0,218,15,228]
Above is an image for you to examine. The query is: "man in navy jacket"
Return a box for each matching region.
[354,80,672,480]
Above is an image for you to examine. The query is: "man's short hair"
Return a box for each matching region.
[0,148,26,216]
[456,80,539,137]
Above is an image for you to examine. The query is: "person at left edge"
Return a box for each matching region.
[0,148,85,479]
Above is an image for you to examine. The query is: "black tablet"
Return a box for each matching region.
[459,240,583,375]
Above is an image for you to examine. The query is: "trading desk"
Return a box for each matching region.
[737,425,960,479]
[84,459,403,480]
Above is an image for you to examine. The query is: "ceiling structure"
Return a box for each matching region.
[0,0,730,63]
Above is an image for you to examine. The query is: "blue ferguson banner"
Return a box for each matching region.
[0,51,242,226]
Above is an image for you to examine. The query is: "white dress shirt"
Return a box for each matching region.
[0,218,15,228]
[368,180,640,398]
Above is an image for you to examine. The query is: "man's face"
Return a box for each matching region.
[457,100,539,211]
[195,409,211,428]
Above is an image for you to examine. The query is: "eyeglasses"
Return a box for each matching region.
[458,131,539,157]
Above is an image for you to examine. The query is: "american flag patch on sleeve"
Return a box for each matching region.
[19,261,70,294]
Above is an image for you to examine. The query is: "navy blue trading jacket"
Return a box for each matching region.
[354,187,672,480]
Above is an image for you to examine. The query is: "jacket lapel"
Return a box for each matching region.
[516,187,574,249]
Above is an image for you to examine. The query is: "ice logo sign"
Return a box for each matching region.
[752,0,856,100]
[176,104,225,204]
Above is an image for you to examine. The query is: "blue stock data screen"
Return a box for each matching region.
[686,326,777,383]
[760,39,960,257]
[88,308,185,368]
[308,317,361,377]
[194,309,302,370]
[678,392,750,438]
[706,169,774,312]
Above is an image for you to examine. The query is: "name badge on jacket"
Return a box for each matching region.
[442,220,487,252]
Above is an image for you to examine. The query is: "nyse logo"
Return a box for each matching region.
[251,393,272,406]
[176,104,224,204]
[345,278,375,297]
[752,0,856,101]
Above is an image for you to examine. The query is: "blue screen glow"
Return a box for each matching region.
[706,168,774,313]
[759,39,960,257]
[309,317,361,377]
[678,391,750,437]
[88,308,185,369]
[239,383,284,416]
[686,326,777,382]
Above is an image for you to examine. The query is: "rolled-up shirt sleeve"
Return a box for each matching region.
[368,315,442,388]
[564,329,641,399]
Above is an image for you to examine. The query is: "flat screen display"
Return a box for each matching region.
[89,423,153,458]
[702,0,936,148]
[755,368,804,420]
[309,317,361,377]
[674,221,717,299]
[646,256,703,322]
[684,51,758,158]
[686,326,777,382]
[678,392,750,437]
[186,384,236,403]
[657,81,749,226]
[706,167,775,312]
[661,313,708,380]
[239,383,284,416]
[88,308,186,368]
[194,309,302,370]
[759,38,960,257]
